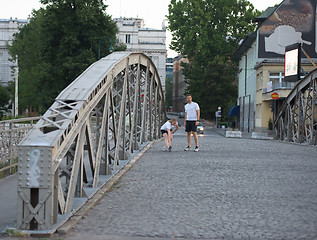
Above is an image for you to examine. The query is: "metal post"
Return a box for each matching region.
[15,56,18,117]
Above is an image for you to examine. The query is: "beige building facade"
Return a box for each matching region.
[255,60,316,132]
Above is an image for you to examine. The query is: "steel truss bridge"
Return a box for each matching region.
[17,52,165,230]
[274,68,317,145]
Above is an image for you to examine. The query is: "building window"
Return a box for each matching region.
[256,72,263,91]
[269,72,284,87]
[125,34,131,43]
[256,104,262,119]
[268,71,296,90]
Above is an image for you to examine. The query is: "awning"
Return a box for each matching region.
[228,105,240,116]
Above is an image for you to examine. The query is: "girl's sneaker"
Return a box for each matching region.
[168,146,172,151]
[184,146,190,151]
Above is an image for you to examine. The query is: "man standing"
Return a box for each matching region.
[184,94,200,152]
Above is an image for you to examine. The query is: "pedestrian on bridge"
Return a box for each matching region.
[161,118,179,151]
[184,94,200,152]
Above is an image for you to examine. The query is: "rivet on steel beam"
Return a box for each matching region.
[26,183,29,186]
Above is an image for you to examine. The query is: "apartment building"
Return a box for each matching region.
[114,17,167,90]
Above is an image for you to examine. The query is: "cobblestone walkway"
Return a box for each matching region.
[63,130,317,239]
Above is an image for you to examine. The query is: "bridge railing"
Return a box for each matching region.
[0,117,40,178]
[274,68,317,145]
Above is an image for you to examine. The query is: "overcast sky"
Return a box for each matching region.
[0,0,282,57]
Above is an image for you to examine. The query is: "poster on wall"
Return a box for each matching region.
[258,0,317,58]
[284,43,301,81]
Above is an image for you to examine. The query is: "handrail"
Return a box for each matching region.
[0,116,40,177]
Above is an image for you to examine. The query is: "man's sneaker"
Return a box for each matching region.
[194,146,199,152]
[168,146,172,151]
[184,146,191,151]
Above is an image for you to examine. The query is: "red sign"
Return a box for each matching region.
[271,92,279,100]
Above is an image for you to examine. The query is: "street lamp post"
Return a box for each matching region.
[14,55,18,117]
[98,37,114,60]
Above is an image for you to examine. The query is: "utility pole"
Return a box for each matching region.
[14,55,18,117]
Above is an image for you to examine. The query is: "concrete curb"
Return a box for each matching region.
[56,140,159,235]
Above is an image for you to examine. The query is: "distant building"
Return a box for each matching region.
[166,57,173,79]
[0,18,28,86]
[114,17,167,90]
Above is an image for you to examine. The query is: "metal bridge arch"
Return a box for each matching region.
[274,68,317,145]
[17,52,165,230]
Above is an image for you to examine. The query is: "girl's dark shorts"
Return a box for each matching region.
[185,121,197,132]
[161,130,169,135]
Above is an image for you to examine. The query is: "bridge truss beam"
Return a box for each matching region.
[17,52,165,230]
[274,69,317,145]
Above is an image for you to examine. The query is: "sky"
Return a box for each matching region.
[0,0,283,57]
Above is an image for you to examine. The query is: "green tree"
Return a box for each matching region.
[165,76,173,108]
[0,85,10,111]
[168,0,260,62]
[9,0,118,113]
[186,56,238,119]
[167,0,260,119]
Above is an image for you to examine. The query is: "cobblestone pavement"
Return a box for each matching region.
[58,127,317,240]
[3,127,315,240]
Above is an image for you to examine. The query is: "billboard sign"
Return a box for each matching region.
[285,43,301,81]
[258,0,316,58]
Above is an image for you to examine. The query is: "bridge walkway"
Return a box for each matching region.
[1,124,317,239]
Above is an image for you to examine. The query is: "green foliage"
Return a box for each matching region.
[167,0,260,120]
[165,76,173,107]
[268,118,273,130]
[219,121,228,128]
[185,56,238,120]
[0,85,10,110]
[9,0,118,113]
[168,0,261,61]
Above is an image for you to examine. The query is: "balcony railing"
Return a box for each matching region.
[263,81,295,94]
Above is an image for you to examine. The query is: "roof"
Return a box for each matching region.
[254,7,278,23]
[231,31,257,61]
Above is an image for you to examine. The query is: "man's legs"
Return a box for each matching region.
[187,132,192,147]
[193,132,199,147]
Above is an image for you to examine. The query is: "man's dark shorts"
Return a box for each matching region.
[185,121,197,132]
